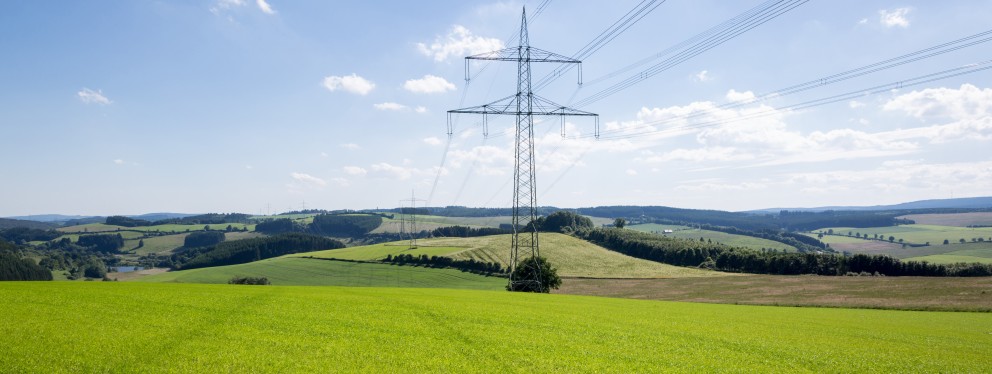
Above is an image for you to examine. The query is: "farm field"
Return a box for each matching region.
[294,243,465,261]
[59,222,255,234]
[371,214,612,231]
[629,223,796,252]
[898,212,992,227]
[369,217,456,234]
[122,231,264,256]
[817,224,992,246]
[421,233,729,278]
[1,282,990,372]
[137,256,504,289]
[903,242,992,264]
[558,275,992,311]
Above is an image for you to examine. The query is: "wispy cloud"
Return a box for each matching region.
[343,166,367,176]
[256,0,275,14]
[879,8,911,28]
[423,137,443,146]
[322,74,375,95]
[290,172,326,187]
[404,75,456,94]
[78,88,112,105]
[417,25,504,62]
[341,143,361,150]
[374,102,407,111]
[415,106,428,114]
[694,70,712,82]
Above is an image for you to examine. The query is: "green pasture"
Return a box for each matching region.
[60,223,255,234]
[122,231,265,256]
[420,233,728,278]
[817,224,992,245]
[294,243,465,261]
[1,282,990,372]
[137,257,504,289]
[904,242,992,264]
[629,223,796,251]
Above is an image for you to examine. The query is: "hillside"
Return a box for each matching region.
[748,196,992,213]
[418,233,728,278]
[1,282,989,372]
[138,257,504,289]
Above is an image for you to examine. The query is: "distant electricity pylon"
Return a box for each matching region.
[448,8,598,291]
[399,191,425,249]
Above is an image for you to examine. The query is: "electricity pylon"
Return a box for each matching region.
[399,191,425,249]
[448,8,598,291]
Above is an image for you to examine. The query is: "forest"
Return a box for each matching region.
[577,228,992,277]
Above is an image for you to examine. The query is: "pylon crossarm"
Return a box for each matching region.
[448,94,599,117]
[466,47,581,64]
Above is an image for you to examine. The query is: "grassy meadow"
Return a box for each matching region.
[629,223,797,251]
[137,257,505,289]
[419,233,728,278]
[1,282,989,372]
[294,243,466,261]
[811,224,992,264]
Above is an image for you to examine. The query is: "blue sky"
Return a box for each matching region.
[1,0,990,216]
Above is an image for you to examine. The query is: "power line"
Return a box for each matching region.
[584,59,992,141]
[532,0,667,92]
[573,0,810,108]
[592,27,992,138]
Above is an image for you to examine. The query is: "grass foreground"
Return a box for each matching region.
[2,281,990,372]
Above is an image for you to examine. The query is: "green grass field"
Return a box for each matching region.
[122,231,264,255]
[818,224,992,246]
[420,233,729,278]
[137,257,505,289]
[294,243,465,261]
[810,225,992,264]
[898,212,992,227]
[59,222,255,234]
[1,282,989,372]
[629,223,796,252]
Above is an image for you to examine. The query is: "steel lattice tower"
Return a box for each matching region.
[448,8,598,291]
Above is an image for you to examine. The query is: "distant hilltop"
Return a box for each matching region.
[745,196,992,214]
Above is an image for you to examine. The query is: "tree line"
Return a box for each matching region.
[382,253,505,276]
[255,214,383,238]
[177,233,345,270]
[576,228,992,277]
[0,239,52,281]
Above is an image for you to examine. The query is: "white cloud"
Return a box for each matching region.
[404,75,456,94]
[210,0,245,14]
[290,172,326,188]
[879,8,911,28]
[415,106,428,114]
[417,25,504,62]
[374,102,407,111]
[78,88,112,105]
[113,159,124,165]
[341,143,361,150]
[423,137,443,146]
[848,100,865,109]
[256,0,275,14]
[858,18,869,25]
[322,74,375,95]
[882,84,992,142]
[694,70,712,82]
[725,89,755,103]
[626,169,638,176]
[343,166,367,176]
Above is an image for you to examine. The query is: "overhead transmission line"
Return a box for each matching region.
[588,28,992,138]
[582,59,992,141]
[572,0,810,108]
[532,0,667,92]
